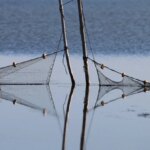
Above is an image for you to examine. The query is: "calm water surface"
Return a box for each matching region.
[0,55,150,150]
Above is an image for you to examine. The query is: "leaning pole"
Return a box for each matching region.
[58,0,75,86]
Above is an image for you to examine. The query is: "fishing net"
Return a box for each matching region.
[0,51,62,85]
[0,85,57,116]
[88,58,150,87]
[95,85,149,108]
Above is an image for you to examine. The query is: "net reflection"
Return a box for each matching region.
[85,85,150,149]
[95,86,150,108]
[0,84,149,150]
[0,85,57,116]
[0,84,70,150]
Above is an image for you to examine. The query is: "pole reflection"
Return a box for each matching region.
[62,84,75,150]
[80,85,90,150]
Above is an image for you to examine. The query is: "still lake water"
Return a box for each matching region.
[1,0,150,150]
[0,55,150,150]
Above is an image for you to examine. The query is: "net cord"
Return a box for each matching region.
[46,32,63,84]
[0,50,63,71]
[81,3,101,84]
[0,50,64,85]
[88,57,145,84]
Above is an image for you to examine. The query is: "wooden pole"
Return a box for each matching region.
[58,0,75,86]
[77,0,90,86]
[76,1,90,148]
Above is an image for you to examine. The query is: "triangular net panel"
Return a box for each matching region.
[0,85,57,116]
[0,51,62,85]
[88,58,150,87]
[95,85,150,108]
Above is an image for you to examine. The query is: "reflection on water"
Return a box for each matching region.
[138,113,150,118]
[80,85,90,150]
[62,84,75,150]
[0,55,150,150]
[0,88,45,116]
[0,83,150,150]
[0,85,56,116]
[0,55,150,149]
[94,86,149,108]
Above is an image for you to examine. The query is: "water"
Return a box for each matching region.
[0,0,150,55]
[0,55,150,150]
[1,0,150,149]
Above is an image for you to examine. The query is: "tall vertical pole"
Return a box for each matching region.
[77,0,90,148]
[58,0,75,86]
[77,0,90,86]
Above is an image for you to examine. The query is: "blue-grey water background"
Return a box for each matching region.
[1,0,150,55]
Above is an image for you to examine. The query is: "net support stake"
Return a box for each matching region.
[58,0,75,86]
[77,0,90,86]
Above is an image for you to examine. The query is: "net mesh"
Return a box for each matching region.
[0,51,61,85]
[95,85,150,108]
[0,85,57,116]
[88,58,150,87]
